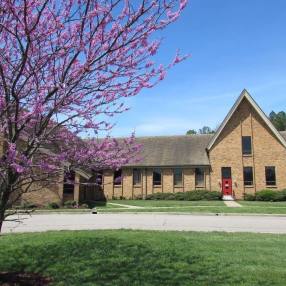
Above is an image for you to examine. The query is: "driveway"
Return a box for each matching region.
[3,213,286,234]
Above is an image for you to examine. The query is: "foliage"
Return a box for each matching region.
[0,0,187,231]
[244,193,256,201]
[1,230,286,285]
[186,126,215,135]
[255,190,279,201]
[269,111,286,131]
[47,202,60,209]
[63,200,77,208]
[186,129,197,135]
[198,126,215,134]
[145,190,221,201]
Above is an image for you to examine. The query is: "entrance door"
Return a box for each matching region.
[221,167,232,196]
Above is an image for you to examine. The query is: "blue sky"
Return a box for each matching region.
[108,0,286,137]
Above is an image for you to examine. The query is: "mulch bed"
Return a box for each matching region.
[0,272,52,286]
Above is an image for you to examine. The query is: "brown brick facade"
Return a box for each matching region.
[5,90,286,205]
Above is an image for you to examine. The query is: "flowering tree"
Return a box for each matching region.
[0,0,187,231]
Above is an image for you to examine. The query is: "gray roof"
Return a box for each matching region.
[126,134,212,167]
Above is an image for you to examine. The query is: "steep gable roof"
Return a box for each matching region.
[207,89,286,150]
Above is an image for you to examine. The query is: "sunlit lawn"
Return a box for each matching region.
[1,230,286,286]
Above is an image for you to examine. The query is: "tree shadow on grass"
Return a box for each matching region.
[0,234,203,286]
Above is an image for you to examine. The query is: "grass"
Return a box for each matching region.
[1,230,286,285]
[95,200,286,214]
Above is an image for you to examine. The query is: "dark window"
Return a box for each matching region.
[95,171,103,186]
[243,167,253,186]
[63,170,75,194]
[153,168,162,186]
[174,168,183,186]
[114,169,122,186]
[195,168,205,187]
[242,136,252,155]
[133,169,142,186]
[265,166,276,186]
[221,167,232,179]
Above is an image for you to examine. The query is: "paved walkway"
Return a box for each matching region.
[3,213,286,234]
[224,201,242,207]
[108,202,144,209]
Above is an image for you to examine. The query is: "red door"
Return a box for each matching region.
[221,167,232,196]
[222,178,232,196]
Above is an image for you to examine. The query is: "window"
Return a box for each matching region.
[242,136,252,155]
[221,167,231,179]
[174,168,183,186]
[114,169,122,186]
[243,167,253,186]
[95,171,103,186]
[63,170,75,194]
[133,169,142,186]
[265,166,276,186]
[195,168,205,187]
[153,168,162,186]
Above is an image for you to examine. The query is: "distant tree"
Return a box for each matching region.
[198,126,215,134]
[186,129,197,135]
[269,111,286,131]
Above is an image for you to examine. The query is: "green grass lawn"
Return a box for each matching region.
[95,200,286,214]
[1,230,286,286]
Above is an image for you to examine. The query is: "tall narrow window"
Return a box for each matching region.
[95,171,103,186]
[133,169,142,186]
[114,169,122,186]
[195,168,205,187]
[242,136,252,155]
[63,170,75,194]
[243,167,253,186]
[174,168,183,186]
[265,166,276,186]
[153,168,162,186]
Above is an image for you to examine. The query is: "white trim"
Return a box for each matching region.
[207,89,286,150]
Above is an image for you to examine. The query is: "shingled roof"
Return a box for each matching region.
[125,134,213,167]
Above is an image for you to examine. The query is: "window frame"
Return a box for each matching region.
[153,168,162,186]
[113,169,122,186]
[195,168,205,188]
[173,168,183,187]
[133,168,142,186]
[242,136,252,156]
[243,166,254,186]
[265,166,276,186]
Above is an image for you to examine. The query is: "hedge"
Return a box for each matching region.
[145,190,222,201]
[244,189,286,201]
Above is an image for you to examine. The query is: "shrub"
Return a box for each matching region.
[255,190,277,201]
[79,203,89,209]
[64,200,77,208]
[244,193,256,201]
[21,202,38,209]
[144,190,221,201]
[47,202,60,209]
[184,190,222,201]
[273,189,286,201]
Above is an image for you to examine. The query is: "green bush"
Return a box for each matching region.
[79,203,90,209]
[64,200,77,208]
[47,202,60,209]
[145,190,221,201]
[244,193,256,201]
[21,202,38,209]
[273,189,286,201]
[255,190,277,201]
[184,190,221,201]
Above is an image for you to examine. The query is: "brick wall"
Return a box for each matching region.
[209,98,286,199]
